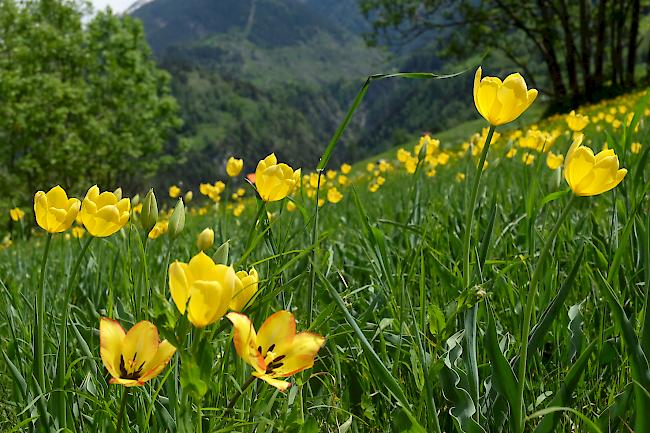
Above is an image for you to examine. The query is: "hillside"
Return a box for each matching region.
[129,0,476,183]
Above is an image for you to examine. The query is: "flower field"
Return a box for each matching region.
[1,68,649,433]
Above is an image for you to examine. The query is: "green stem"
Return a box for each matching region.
[196,397,203,433]
[461,124,495,420]
[514,194,577,433]
[225,375,256,412]
[35,233,52,392]
[308,170,323,326]
[116,387,129,433]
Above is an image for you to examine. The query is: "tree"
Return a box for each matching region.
[0,0,181,207]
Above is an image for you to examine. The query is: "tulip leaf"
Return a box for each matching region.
[597,383,632,431]
[529,406,602,433]
[540,188,570,207]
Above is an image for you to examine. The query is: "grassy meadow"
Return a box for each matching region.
[0,73,649,433]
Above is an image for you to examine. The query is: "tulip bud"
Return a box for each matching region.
[196,228,214,251]
[184,191,193,204]
[113,187,123,201]
[168,199,185,240]
[131,194,140,207]
[550,167,562,191]
[141,189,159,234]
[213,240,229,265]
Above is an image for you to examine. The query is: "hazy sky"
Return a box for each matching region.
[90,0,134,13]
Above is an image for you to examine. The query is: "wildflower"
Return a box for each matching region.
[437,152,450,165]
[369,183,380,193]
[79,186,130,237]
[506,148,517,158]
[148,221,168,239]
[227,157,244,177]
[566,110,589,132]
[9,208,25,222]
[326,170,337,180]
[254,154,298,202]
[340,163,352,174]
[169,185,181,199]
[229,268,259,311]
[309,173,325,189]
[376,176,385,186]
[99,318,176,387]
[564,134,627,196]
[522,153,535,165]
[326,188,341,204]
[338,175,349,186]
[286,201,296,212]
[72,226,85,239]
[233,203,245,217]
[226,310,325,391]
[169,251,236,328]
[236,188,246,197]
[34,186,81,233]
[473,67,538,126]
[546,152,564,170]
[631,142,642,154]
[196,228,214,251]
[318,198,325,207]
[397,148,411,163]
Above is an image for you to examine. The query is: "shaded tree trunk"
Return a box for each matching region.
[626,0,640,85]
[556,0,580,101]
[537,0,567,98]
[579,0,592,95]
[594,0,607,84]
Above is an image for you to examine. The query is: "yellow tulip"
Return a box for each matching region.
[566,110,589,132]
[254,154,298,202]
[71,226,85,239]
[397,148,411,163]
[148,220,168,240]
[327,187,343,204]
[79,185,130,237]
[326,170,337,180]
[9,207,25,222]
[229,267,259,311]
[169,185,181,199]
[631,142,642,154]
[99,318,176,387]
[227,157,244,177]
[564,134,627,196]
[168,251,236,328]
[473,67,538,126]
[34,185,81,233]
[196,228,214,251]
[546,152,564,170]
[286,201,297,212]
[340,163,352,174]
[226,310,325,391]
[233,203,245,217]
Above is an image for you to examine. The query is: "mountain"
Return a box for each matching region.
[127,0,475,183]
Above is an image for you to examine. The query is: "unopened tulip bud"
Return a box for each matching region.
[141,189,158,234]
[184,191,193,204]
[131,194,140,207]
[213,240,229,265]
[196,228,214,251]
[168,199,185,240]
[113,188,123,201]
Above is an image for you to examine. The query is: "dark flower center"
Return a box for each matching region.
[257,344,285,374]
[119,353,145,380]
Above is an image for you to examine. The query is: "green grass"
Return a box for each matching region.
[0,88,649,433]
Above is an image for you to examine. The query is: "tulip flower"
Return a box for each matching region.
[9,207,25,222]
[79,186,130,237]
[340,163,352,174]
[34,186,81,233]
[226,310,325,391]
[566,110,589,132]
[227,157,244,177]
[229,267,259,311]
[169,185,181,199]
[99,318,176,387]
[546,152,564,170]
[254,154,299,202]
[564,134,627,196]
[327,188,343,204]
[196,228,214,251]
[473,67,538,126]
[169,251,236,328]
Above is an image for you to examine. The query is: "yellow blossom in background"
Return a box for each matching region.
[309,173,325,189]
[236,188,246,197]
[9,208,25,222]
[340,163,352,174]
[148,221,168,239]
[405,157,418,174]
[522,153,535,165]
[255,154,298,202]
[473,66,538,126]
[376,176,385,186]
[506,148,517,158]
[366,163,375,172]
[233,203,245,217]
[437,152,450,165]
[229,268,259,312]
[34,186,81,233]
[71,226,85,239]
[378,160,391,172]
[226,310,325,391]
[318,198,325,207]
[198,207,208,216]
[169,251,237,328]
[338,175,349,186]
[397,148,411,162]
[631,142,642,154]
[99,318,176,387]
[226,157,244,177]
[426,168,436,177]
[566,110,589,131]
[184,191,193,203]
[546,152,564,170]
[286,201,297,212]
[564,134,627,196]
[326,170,337,180]
[369,183,380,193]
[196,228,214,251]
[169,185,181,199]
[456,173,466,182]
[132,203,143,214]
[80,186,130,237]
[327,187,343,204]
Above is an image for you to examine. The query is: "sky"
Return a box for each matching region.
[90,0,135,13]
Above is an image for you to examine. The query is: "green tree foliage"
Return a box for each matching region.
[0,0,181,207]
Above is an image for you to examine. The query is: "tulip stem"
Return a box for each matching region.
[514,194,577,433]
[225,375,256,413]
[35,232,52,393]
[116,387,129,433]
[461,124,495,420]
[308,169,324,326]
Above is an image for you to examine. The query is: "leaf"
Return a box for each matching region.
[485,306,519,414]
[567,302,584,361]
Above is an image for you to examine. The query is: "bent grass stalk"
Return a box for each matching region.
[35,233,52,393]
[514,194,577,432]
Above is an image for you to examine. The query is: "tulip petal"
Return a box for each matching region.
[252,372,292,391]
[121,321,159,378]
[226,312,266,372]
[187,251,219,282]
[100,317,126,380]
[187,280,229,327]
[257,310,296,356]
[169,261,190,314]
[45,185,68,208]
[138,340,177,383]
[272,332,325,377]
